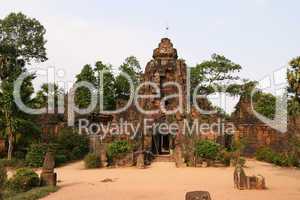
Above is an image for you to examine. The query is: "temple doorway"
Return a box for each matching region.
[151,133,170,155]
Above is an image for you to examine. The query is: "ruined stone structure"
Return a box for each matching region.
[40,152,57,186]
[232,97,289,155]
[234,164,266,190]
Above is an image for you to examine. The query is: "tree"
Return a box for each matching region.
[190,54,241,96]
[115,56,141,100]
[230,80,277,120]
[0,13,47,63]
[0,12,47,160]
[34,83,64,110]
[253,92,276,119]
[287,56,300,116]
[94,61,116,110]
[74,64,97,108]
[75,61,116,111]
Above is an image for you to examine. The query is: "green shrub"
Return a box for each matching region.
[255,147,275,162]
[8,168,39,192]
[272,154,289,166]
[0,158,25,169]
[3,186,58,200]
[54,128,89,163]
[54,154,68,166]
[107,141,132,159]
[25,143,48,168]
[195,140,221,160]
[255,147,299,167]
[84,153,100,169]
[286,154,299,167]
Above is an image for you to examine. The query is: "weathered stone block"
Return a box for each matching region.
[234,165,266,190]
[185,191,212,200]
[136,153,145,169]
[234,165,248,190]
[114,153,134,167]
[40,172,57,186]
[40,151,57,186]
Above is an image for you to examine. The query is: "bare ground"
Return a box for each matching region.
[41,159,300,200]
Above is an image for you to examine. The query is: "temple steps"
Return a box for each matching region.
[153,154,174,162]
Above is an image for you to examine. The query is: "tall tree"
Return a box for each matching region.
[75,61,116,111]
[74,64,97,109]
[34,83,64,111]
[0,12,47,160]
[287,57,300,116]
[190,53,241,96]
[94,61,116,110]
[115,56,141,100]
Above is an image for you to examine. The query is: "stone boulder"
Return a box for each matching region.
[185,191,212,200]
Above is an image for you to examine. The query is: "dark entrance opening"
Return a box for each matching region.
[151,133,170,155]
[224,133,233,150]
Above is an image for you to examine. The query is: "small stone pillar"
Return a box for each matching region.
[185,191,212,200]
[40,152,57,186]
[136,152,145,169]
[99,144,108,167]
[174,146,185,167]
[234,165,247,190]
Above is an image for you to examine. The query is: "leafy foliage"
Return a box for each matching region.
[3,186,58,200]
[0,158,25,169]
[255,147,299,167]
[25,143,47,168]
[0,12,46,160]
[52,128,89,165]
[0,12,47,63]
[115,56,141,100]
[75,64,97,108]
[190,54,241,96]
[253,92,276,119]
[255,147,275,162]
[7,168,39,192]
[107,140,132,159]
[75,61,116,110]
[84,153,100,169]
[195,140,221,160]
[287,56,300,117]
[94,61,116,110]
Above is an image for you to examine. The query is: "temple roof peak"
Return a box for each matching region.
[153,38,178,60]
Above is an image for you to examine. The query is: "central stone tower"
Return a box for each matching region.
[142,38,187,166]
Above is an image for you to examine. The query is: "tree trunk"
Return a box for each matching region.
[7,127,13,161]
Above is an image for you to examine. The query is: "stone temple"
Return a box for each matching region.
[110,38,291,166]
[12,38,294,167]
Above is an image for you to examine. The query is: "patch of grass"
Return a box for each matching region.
[4,186,58,200]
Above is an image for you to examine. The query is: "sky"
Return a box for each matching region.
[1,0,299,113]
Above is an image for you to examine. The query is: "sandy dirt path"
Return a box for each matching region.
[41,159,300,200]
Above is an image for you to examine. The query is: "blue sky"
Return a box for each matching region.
[1,0,299,112]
